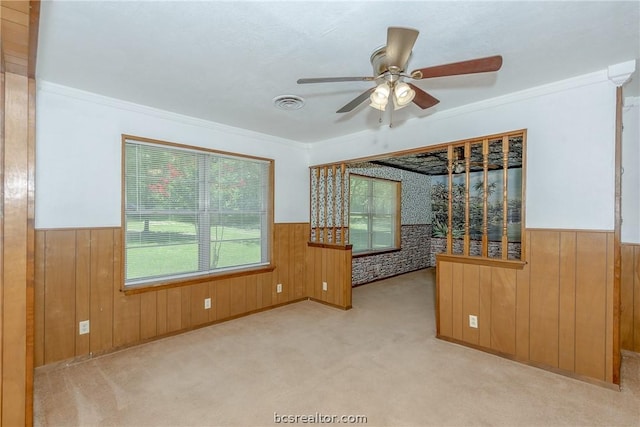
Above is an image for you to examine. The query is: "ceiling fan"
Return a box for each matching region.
[297,27,503,114]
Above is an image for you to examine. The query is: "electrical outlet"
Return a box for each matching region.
[469,315,478,329]
[79,320,90,335]
[322,281,328,291]
[276,283,282,293]
[204,297,211,309]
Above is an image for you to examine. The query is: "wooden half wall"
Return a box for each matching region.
[307,244,353,309]
[34,223,332,367]
[621,243,640,353]
[437,229,618,386]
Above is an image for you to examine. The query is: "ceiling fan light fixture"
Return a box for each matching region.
[369,99,388,111]
[393,82,415,110]
[370,83,390,102]
[369,83,390,110]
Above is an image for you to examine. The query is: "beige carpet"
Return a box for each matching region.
[34,268,640,426]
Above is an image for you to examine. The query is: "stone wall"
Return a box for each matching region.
[352,224,432,286]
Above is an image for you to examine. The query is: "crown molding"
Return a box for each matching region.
[36,80,305,150]
[607,60,636,87]
[431,69,611,122]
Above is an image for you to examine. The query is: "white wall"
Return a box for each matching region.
[37,69,631,232]
[308,71,619,230]
[622,100,640,243]
[35,82,310,228]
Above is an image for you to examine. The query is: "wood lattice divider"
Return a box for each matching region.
[309,163,349,246]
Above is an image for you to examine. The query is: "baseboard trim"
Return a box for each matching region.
[436,335,621,391]
[308,297,352,311]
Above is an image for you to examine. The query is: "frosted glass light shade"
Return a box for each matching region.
[393,82,415,110]
[369,83,390,111]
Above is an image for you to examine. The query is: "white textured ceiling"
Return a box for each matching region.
[37,1,640,143]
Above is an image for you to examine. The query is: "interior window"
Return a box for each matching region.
[348,174,400,253]
[123,136,272,287]
[430,132,525,261]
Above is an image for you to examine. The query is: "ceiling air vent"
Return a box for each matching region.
[273,95,305,110]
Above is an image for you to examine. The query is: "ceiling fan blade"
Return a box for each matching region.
[297,76,374,84]
[411,55,503,79]
[336,87,375,113]
[386,27,419,69]
[408,83,439,109]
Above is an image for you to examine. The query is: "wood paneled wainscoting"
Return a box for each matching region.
[621,243,640,353]
[437,229,618,387]
[34,223,327,367]
[306,244,353,309]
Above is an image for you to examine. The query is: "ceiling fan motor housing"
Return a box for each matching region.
[370,46,409,81]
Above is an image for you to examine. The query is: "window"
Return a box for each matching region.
[349,174,400,253]
[123,136,272,287]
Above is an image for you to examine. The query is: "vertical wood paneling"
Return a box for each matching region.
[140,292,157,340]
[165,288,182,333]
[34,223,335,368]
[462,264,479,345]
[529,230,560,367]
[515,232,531,360]
[274,224,286,303]
[288,224,295,298]
[208,281,218,322]
[89,229,114,354]
[327,250,337,305]
[34,231,45,367]
[294,224,307,298]
[438,261,453,337]
[113,232,140,348]
[260,272,272,309]
[344,250,352,309]
[478,266,492,348]
[230,276,246,317]
[75,229,91,356]
[620,244,635,350]
[156,289,168,335]
[190,282,210,327]
[245,275,258,312]
[575,232,607,380]
[180,286,191,329]
[451,263,464,340]
[558,232,576,371]
[605,233,614,383]
[315,248,323,300]
[437,229,618,384]
[321,247,328,302]
[632,246,640,353]
[620,244,640,353]
[216,279,230,320]
[490,267,516,355]
[43,230,76,364]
